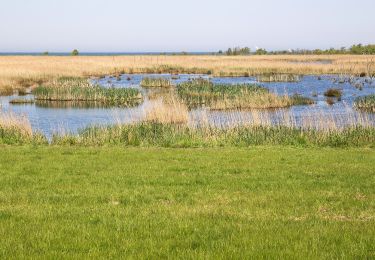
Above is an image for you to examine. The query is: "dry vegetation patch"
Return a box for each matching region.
[1,55,374,93]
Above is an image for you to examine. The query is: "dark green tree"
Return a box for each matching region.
[255,48,268,55]
[71,49,79,56]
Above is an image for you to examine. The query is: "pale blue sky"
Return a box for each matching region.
[1,0,374,52]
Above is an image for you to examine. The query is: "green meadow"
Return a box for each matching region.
[0,146,374,258]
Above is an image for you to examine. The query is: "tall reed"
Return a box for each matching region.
[354,95,375,112]
[0,112,46,144]
[52,107,375,147]
[144,98,189,124]
[256,73,301,82]
[1,55,374,93]
[51,122,375,148]
[140,77,173,88]
[176,79,313,109]
[33,78,143,106]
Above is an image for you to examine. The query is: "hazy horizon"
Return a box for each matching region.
[1,0,375,52]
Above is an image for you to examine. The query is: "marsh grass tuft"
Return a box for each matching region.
[2,55,375,94]
[326,97,336,105]
[0,112,46,144]
[52,122,375,148]
[176,79,313,109]
[257,73,301,82]
[9,98,35,104]
[145,99,189,124]
[324,88,343,98]
[140,77,173,88]
[354,94,375,112]
[33,78,143,107]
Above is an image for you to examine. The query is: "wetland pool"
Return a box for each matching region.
[1,74,374,137]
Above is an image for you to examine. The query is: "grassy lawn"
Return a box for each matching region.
[0,146,374,258]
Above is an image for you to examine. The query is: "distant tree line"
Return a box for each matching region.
[270,44,375,55]
[217,44,375,56]
[220,47,251,56]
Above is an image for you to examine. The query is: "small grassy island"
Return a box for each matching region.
[33,78,143,106]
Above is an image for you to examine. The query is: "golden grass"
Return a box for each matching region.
[206,93,297,110]
[140,77,173,88]
[0,111,33,136]
[0,55,374,93]
[187,106,374,132]
[144,98,189,124]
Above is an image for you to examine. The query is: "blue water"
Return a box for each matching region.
[1,74,374,137]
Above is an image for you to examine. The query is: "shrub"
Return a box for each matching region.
[324,88,342,98]
[71,49,79,56]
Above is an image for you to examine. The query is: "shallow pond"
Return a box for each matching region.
[1,74,374,137]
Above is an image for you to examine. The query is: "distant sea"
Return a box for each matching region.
[0,52,213,56]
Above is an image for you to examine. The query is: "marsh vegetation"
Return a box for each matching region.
[256,73,300,82]
[140,77,173,88]
[33,78,142,106]
[9,98,35,104]
[176,79,313,109]
[354,94,375,112]
[52,122,375,148]
[324,88,343,98]
[1,56,374,259]
[1,55,375,94]
[0,112,46,144]
[2,103,374,147]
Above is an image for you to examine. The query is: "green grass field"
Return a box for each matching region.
[0,146,374,258]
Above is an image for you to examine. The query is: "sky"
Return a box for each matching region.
[1,0,375,52]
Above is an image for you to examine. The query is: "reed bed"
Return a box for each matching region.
[9,98,35,104]
[140,77,173,88]
[51,123,375,148]
[144,98,189,124]
[0,111,46,144]
[2,101,374,147]
[324,88,343,98]
[256,73,301,82]
[50,106,375,147]
[1,55,375,94]
[33,78,143,106]
[354,95,375,112]
[176,79,313,109]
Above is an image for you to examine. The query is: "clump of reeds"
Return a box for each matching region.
[257,73,301,82]
[176,79,313,109]
[17,88,30,96]
[0,112,46,144]
[140,77,173,88]
[324,88,342,98]
[35,100,112,109]
[2,55,375,94]
[144,98,189,124]
[354,95,375,112]
[326,97,336,106]
[9,98,35,104]
[51,122,375,148]
[33,78,143,107]
[289,94,315,106]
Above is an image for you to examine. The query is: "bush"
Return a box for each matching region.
[71,49,79,56]
[324,88,342,98]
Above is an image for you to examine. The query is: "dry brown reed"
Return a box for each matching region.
[0,111,33,136]
[188,105,374,132]
[144,98,189,124]
[206,93,302,110]
[1,55,375,93]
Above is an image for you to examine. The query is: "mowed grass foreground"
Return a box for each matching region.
[0,146,374,258]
